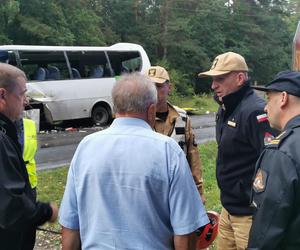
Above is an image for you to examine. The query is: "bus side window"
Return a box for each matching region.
[18,51,69,81]
[106,51,142,76]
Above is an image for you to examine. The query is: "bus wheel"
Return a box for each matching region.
[92,106,110,126]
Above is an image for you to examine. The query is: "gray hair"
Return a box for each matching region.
[0,63,26,92]
[112,73,157,114]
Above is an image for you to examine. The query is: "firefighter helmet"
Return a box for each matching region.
[196,211,219,249]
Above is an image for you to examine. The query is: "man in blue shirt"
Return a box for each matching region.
[59,73,209,250]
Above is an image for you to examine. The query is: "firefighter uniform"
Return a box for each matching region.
[154,103,204,195]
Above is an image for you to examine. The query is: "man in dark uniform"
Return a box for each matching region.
[248,71,300,249]
[0,63,58,250]
[198,52,277,250]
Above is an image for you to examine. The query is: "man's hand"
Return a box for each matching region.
[49,203,58,223]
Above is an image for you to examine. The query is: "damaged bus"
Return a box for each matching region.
[0,43,151,128]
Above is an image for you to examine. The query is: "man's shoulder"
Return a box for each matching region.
[172,105,187,116]
[273,127,300,149]
[168,104,189,123]
[238,93,267,123]
[242,92,266,111]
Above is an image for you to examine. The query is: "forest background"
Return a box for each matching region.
[1,0,300,96]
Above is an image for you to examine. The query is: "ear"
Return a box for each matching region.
[167,83,172,94]
[147,103,156,128]
[0,88,6,101]
[280,91,289,108]
[236,73,246,87]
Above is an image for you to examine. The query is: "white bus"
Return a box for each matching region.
[0,43,151,127]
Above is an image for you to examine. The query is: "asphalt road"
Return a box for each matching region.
[36,113,216,170]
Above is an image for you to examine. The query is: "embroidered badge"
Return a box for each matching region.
[264,132,275,145]
[253,169,267,192]
[256,113,268,123]
[148,69,156,77]
[211,58,219,69]
[227,120,236,127]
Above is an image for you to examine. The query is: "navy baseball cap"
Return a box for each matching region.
[253,71,300,97]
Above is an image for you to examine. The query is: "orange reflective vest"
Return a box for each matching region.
[23,118,38,189]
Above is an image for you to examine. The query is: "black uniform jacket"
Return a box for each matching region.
[0,113,52,250]
[248,115,300,250]
[216,82,277,215]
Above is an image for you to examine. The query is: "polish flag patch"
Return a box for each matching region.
[256,114,268,123]
[264,132,275,145]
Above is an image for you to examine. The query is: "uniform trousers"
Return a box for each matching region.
[217,207,252,250]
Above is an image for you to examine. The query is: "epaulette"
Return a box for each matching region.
[267,130,291,148]
[174,105,187,122]
[174,105,186,115]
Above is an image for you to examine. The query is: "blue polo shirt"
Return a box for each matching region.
[59,117,208,250]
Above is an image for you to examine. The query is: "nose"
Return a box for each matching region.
[211,80,218,90]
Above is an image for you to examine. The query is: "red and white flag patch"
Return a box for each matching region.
[256,114,268,123]
[264,132,275,145]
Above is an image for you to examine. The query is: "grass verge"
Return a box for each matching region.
[169,93,218,115]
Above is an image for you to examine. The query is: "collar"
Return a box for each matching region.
[283,115,300,131]
[0,113,20,146]
[221,81,253,113]
[111,117,152,130]
[155,103,179,124]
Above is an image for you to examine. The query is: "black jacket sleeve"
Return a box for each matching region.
[0,137,52,230]
[246,110,277,155]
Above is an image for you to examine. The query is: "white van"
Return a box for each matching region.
[0,43,151,126]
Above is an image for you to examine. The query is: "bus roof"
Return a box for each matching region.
[0,43,145,52]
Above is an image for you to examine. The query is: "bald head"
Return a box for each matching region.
[0,63,27,121]
[112,73,157,114]
[0,63,26,92]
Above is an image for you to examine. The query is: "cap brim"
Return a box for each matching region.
[149,76,167,84]
[252,86,269,92]
[198,70,231,77]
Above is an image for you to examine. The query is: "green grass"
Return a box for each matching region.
[199,142,220,213]
[169,93,219,115]
[35,166,69,249]
[35,142,220,249]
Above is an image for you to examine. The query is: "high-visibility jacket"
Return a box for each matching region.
[23,118,38,189]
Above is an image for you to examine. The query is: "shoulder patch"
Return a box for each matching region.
[264,132,275,145]
[253,169,268,193]
[256,113,268,123]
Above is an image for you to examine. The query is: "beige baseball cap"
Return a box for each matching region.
[147,66,170,84]
[198,52,248,77]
